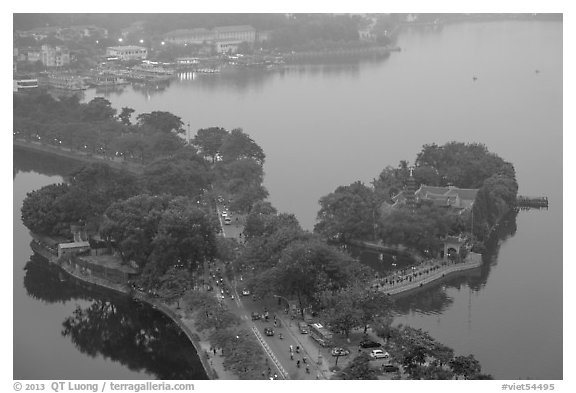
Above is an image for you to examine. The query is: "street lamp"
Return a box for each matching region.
[140,39,144,44]
[118,38,123,43]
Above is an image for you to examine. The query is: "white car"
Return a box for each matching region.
[370,349,390,359]
[221,211,228,217]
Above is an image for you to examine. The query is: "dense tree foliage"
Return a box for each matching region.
[378,205,456,257]
[101,194,217,285]
[315,181,379,243]
[192,127,228,163]
[219,128,265,165]
[332,353,378,380]
[143,153,212,197]
[136,111,184,134]
[267,14,363,51]
[319,285,392,337]
[21,183,76,237]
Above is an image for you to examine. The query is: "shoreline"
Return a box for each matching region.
[32,243,231,380]
[13,139,144,175]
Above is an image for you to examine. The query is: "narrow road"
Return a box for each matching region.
[214,204,326,379]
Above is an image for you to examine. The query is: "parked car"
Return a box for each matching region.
[382,364,399,373]
[331,347,350,357]
[251,312,261,320]
[242,289,250,296]
[360,339,382,348]
[298,322,309,334]
[369,349,390,359]
[264,327,274,336]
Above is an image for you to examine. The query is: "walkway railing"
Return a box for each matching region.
[251,326,289,379]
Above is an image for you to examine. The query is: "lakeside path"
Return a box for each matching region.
[374,252,483,296]
[14,139,144,174]
[51,256,235,380]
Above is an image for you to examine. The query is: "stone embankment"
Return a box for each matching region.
[375,253,483,296]
[33,243,226,380]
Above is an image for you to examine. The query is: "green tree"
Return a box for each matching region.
[101,194,172,267]
[143,155,212,198]
[21,183,74,236]
[118,107,135,126]
[315,181,379,242]
[192,127,228,163]
[82,97,117,122]
[136,111,184,134]
[157,266,192,308]
[333,353,377,380]
[220,128,265,165]
[449,354,482,380]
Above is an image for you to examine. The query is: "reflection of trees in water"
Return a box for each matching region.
[23,254,89,304]
[62,298,206,380]
[14,146,84,179]
[391,210,518,316]
[23,254,207,380]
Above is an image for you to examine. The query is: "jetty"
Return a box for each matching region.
[517,196,549,209]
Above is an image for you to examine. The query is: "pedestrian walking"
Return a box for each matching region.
[213,348,217,356]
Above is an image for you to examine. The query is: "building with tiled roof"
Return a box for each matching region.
[392,184,478,210]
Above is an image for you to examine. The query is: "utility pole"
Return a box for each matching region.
[187,122,191,145]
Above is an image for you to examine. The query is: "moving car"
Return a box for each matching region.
[369,349,390,359]
[331,347,350,357]
[264,327,274,336]
[221,211,228,217]
[251,312,261,320]
[242,289,250,296]
[298,322,309,334]
[224,217,232,225]
[360,339,382,348]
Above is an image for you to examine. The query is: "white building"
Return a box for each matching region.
[106,46,148,61]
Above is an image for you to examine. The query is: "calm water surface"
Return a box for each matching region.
[16,20,561,379]
[13,149,208,380]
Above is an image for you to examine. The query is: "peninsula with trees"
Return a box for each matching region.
[15,91,501,380]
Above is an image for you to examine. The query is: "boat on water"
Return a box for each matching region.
[41,73,87,91]
[86,73,129,87]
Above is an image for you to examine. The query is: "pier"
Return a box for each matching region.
[517,196,549,209]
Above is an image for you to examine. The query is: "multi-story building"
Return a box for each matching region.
[163,25,256,47]
[106,46,148,61]
[213,25,256,43]
[40,45,71,67]
[163,28,213,45]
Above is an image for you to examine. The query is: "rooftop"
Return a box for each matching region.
[59,241,90,249]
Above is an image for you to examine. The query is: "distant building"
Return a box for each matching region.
[392,184,479,210]
[40,45,70,67]
[215,40,243,54]
[106,45,148,61]
[163,25,256,47]
[163,28,213,45]
[58,241,91,258]
[213,25,256,43]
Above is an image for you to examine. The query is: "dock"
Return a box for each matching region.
[517,196,549,209]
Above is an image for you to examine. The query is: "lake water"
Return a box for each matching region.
[13,149,208,380]
[14,20,561,380]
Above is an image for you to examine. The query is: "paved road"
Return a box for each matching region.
[214,204,336,379]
